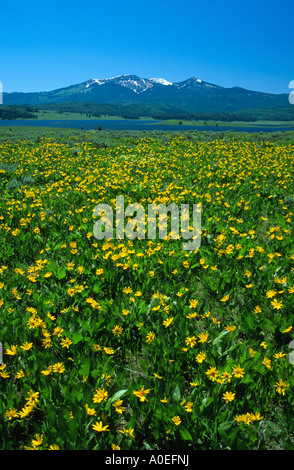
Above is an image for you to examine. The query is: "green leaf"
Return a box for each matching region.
[109,389,128,404]
[179,426,192,441]
[213,329,230,346]
[79,358,91,377]
[93,282,101,294]
[70,388,84,402]
[246,315,255,330]
[219,420,234,432]
[200,396,214,411]
[72,332,83,344]
[172,385,181,402]
[91,368,101,379]
[57,266,66,279]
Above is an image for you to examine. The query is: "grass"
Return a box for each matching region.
[32,110,156,121]
[34,110,129,120]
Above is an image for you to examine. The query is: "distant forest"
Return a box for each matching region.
[1,102,294,122]
[0,106,38,120]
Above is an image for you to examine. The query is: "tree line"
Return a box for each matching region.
[0,106,38,120]
[1,102,294,122]
[151,112,257,122]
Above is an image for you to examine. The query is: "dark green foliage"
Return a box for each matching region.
[0,106,37,120]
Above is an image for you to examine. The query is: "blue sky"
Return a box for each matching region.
[0,0,293,94]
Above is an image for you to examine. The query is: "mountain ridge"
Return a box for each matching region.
[2,74,290,113]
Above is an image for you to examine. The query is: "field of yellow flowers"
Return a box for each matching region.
[1,129,294,450]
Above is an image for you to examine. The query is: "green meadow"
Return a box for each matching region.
[1,127,294,450]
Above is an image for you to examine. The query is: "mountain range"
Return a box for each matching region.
[2,74,291,114]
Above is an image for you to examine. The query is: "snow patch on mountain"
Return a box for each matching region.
[85,75,175,93]
[118,77,152,93]
[85,79,105,87]
[149,78,173,86]
[82,74,221,94]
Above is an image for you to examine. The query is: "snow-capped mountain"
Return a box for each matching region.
[81,74,219,94]
[84,75,153,93]
[3,74,289,112]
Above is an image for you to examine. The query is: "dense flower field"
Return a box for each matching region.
[0,131,294,450]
